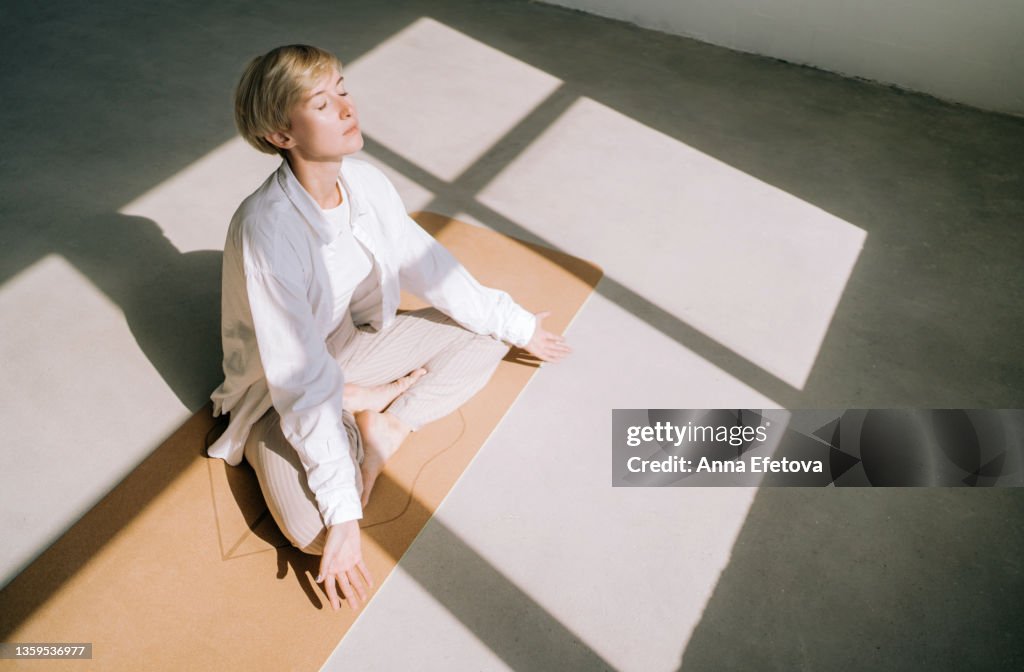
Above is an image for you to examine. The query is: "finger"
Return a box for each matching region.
[347,568,368,603]
[546,347,572,361]
[357,559,375,589]
[338,574,361,611]
[535,310,552,323]
[324,574,341,611]
[543,343,572,356]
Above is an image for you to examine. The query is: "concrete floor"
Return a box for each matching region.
[2,0,1023,670]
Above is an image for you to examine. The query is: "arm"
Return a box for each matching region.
[396,214,571,362]
[400,220,536,346]
[373,176,535,346]
[245,267,362,528]
[245,264,373,609]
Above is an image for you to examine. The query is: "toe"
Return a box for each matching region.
[392,370,424,394]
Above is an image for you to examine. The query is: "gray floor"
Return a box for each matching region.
[1,1,1022,670]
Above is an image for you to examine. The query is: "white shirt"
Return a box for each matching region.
[209,158,536,527]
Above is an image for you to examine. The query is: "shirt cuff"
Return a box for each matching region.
[299,434,365,527]
[322,493,363,527]
[506,307,537,348]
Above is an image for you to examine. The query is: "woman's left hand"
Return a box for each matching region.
[524,311,572,363]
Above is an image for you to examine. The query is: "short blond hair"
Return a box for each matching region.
[234,45,343,156]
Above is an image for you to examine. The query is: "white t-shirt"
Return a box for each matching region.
[320,180,384,330]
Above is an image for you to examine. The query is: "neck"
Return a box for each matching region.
[286,153,343,208]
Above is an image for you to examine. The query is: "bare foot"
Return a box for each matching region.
[344,369,426,413]
[355,411,413,507]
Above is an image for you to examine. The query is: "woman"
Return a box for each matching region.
[207,45,570,613]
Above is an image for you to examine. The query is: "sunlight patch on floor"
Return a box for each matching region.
[119,140,279,253]
[343,17,563,182]
[477,97,866,389]
[0,255,182,587]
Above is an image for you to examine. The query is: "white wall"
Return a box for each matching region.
[542,0,1024,116]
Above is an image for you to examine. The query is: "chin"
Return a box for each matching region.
[344,136,364,154]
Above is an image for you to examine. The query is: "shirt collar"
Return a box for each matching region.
[276,158,369,244]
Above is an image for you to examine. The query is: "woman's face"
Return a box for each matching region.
[279,67,363,160]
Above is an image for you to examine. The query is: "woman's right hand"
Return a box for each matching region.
[317,519,374,611]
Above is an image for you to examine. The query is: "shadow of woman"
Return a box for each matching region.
[58,212,224,411]
[61,211,359,611]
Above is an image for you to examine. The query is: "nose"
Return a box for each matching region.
[339,95,354,118]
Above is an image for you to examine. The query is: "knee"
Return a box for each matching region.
[476,337,512,380]
[271,510,327,556]
[256,468,329,555]
[297,527,327,556]
[471,332,510,360]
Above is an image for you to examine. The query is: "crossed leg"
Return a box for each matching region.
[338,308,511,505]
[243,308,509,554]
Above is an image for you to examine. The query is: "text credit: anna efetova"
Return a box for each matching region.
[612,409,1024,487]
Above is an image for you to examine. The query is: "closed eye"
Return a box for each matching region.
[317,92,348,110]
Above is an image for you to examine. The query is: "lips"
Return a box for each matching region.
[344,124,360,136]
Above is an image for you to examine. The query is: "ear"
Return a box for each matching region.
[265,130,295,151]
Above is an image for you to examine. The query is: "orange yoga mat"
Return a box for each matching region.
[0,214,602,671]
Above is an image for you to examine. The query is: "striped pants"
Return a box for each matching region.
[243,307,510,555]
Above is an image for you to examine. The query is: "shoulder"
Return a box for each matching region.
[229,175,308,275]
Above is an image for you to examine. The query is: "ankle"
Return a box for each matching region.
[382,411,412,436]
